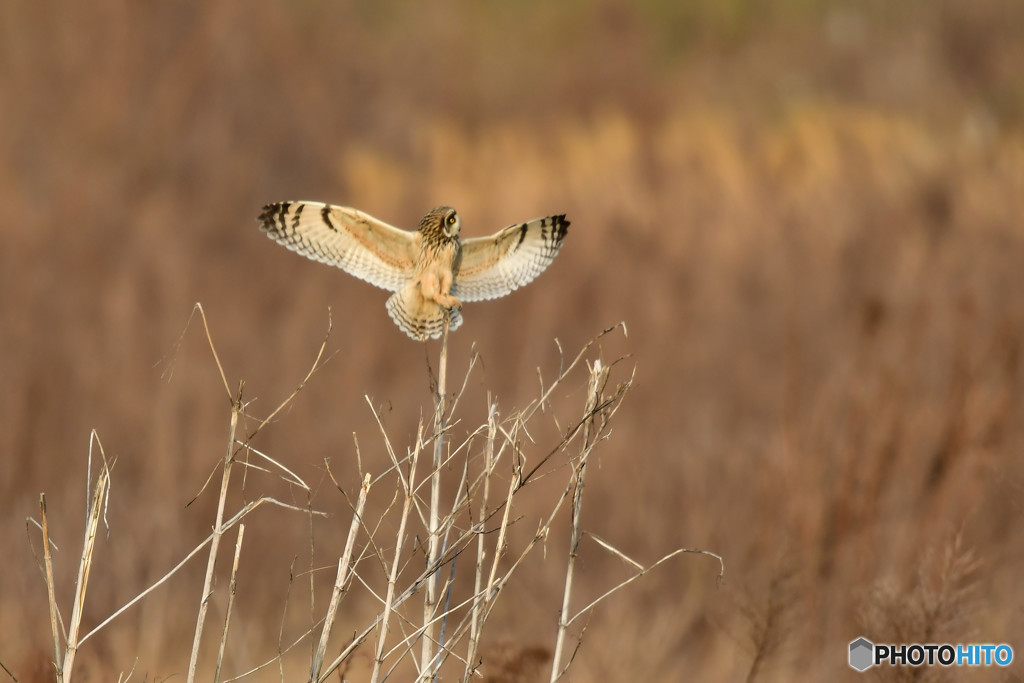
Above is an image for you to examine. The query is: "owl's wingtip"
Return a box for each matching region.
[548,214,570,241]
[257,202,285,231]
[258,201,304,236]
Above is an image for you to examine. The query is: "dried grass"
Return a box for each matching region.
[22,314,711,680]
[4,2,1024,680]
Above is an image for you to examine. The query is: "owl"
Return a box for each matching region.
[258,202,569,340]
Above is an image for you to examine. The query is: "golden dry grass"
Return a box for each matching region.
[2,1,1024,681]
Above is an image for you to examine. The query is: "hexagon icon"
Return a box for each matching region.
[849,637,874,671]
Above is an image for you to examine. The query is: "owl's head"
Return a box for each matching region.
[419,206,461,242]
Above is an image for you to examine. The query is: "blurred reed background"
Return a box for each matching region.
[2,1,1023,680]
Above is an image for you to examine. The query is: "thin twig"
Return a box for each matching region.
[234,442,311,490]
[79,496,321,646]
[278,556,298,680]
[162,303,231,397]
[311,473,372,681]
[520,324,629,485]
[567,544,725,625]
[187,388,242,683]
[40,494,62,682]
[464,401,496,680]
[550,359,606,682]
[214,523,246,683]
[64,451,112,682]
[306,489,316,667]
[370,423,425,682]
[0,659,18,682]
[223,619,324,682]
[247,309,335,440]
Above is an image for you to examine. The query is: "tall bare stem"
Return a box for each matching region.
[420,316,449,680]
[187,388,241,682]
[550,360,605,681]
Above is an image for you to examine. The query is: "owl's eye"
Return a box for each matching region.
[447,215,457,225]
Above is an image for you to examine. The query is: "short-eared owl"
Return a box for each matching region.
[258,202,569,340]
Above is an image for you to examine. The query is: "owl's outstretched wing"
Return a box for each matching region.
[258,201,419,292]
[452,215,569,302]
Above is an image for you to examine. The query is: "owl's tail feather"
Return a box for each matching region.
[386,285,463,341]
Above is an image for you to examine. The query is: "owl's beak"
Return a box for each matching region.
[444,219,460,239]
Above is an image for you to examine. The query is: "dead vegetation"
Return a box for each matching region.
[25,313,722,681]
[3,1,1024,681]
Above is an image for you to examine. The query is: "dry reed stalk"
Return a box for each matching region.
[549,359,605,681]
[317,499,487,680]
[432,429,476,662]
[40,493,62,681]
[32,315,680,681]
[187,390,241,683]
[370,421,426,682]
[184,304,330,680]
[456,366,628,678]
[421,317,450,680]
[214,523,246,683]
[310,472,372,681]
[261,324,648,680]
[275,326,650,680]
[482,429,521,606]
[29,304,340,680]
[457,337,636,678]
[55,435,113,683]
[464,401,497,679]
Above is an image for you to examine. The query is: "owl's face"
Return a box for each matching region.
[419,206,461,243]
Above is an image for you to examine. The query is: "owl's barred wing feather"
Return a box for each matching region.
[452,215,569,302]
[258,201,419,292]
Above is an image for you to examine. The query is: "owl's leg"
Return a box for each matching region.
[437,268,462,309]
[421,269,462,310]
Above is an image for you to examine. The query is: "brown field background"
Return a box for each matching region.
[3,1,1024,680]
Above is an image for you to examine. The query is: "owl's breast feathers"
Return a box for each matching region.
[418,233,461,268]
[389,237,464,340]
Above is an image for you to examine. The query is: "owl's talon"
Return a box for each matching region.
[434,294,462,310]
